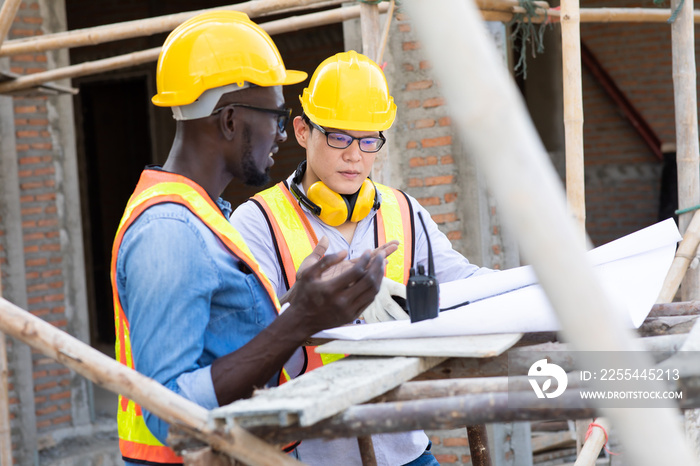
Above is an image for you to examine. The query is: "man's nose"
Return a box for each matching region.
[343,141,363,161]
[277,126,288,144]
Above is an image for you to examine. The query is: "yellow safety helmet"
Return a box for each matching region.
[300,50,396,131]
[152,11,307,119]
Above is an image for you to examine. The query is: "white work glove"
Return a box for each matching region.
[360,277,410,323]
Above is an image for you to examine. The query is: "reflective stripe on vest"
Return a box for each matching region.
[111,170,280,465]
[253,181,414,379]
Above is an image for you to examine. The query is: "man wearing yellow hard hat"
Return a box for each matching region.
[232,51,491,465]
[112,13,386,465]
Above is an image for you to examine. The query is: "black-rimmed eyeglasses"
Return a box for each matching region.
[212,104,292,133]
[307,119,385,153]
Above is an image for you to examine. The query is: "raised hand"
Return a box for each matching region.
[295,237,399,282]
[286,243,386,335]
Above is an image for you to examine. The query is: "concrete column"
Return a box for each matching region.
[0,73,39,465]
[38,0,93,433]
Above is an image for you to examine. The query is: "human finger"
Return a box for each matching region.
[378,240,399,258]
[297,236,330,276]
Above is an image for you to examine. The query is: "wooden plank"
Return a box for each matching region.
[210,355,446,428]
[315,333,522,358]
[247,391,597,444]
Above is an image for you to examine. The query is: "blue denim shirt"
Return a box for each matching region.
[115,197,278,451]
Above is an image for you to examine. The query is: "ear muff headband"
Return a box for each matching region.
[290,161,379,226]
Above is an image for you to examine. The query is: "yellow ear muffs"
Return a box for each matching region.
[306,179,378,227]
[307,182,349,227]
[349,179,377,223]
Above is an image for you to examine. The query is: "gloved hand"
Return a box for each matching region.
[360,277,410,323]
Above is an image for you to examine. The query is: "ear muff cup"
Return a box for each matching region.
[307,182,349,227]
[306,179,377,227]
[350,179,376,223]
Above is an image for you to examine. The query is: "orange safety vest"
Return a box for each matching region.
[251,181,415,378]
[111,169,280,465]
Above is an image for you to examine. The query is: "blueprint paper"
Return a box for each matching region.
[315,219,681,340]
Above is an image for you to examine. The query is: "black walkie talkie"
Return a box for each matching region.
[406,212,440,323]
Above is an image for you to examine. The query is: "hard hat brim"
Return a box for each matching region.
[283,70,308,86]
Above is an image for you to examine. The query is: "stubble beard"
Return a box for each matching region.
[241,126,271,187]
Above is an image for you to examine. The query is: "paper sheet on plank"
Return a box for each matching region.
[314,218,682,341]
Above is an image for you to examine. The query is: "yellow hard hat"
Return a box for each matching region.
[152,11,306,112]
[300,51,396,132]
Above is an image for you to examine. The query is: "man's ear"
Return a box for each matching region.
[219,105,236,140]
[292,115,308,149]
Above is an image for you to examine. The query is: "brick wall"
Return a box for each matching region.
[389,11,512,269]
[429,429,473,465]
[393,13,467,254]
[10,0,75,438]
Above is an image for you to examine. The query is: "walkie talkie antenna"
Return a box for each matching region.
[417,212,434,277]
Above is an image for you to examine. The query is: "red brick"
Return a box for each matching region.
[27,297,43,306]
[26,258,47,267]
[438,116,451,126]
[443,437,468,447]
[43,294,64,303]
[36,405,57,416]
[410,156,438,167]
[406,80,433,91]
[11,54,35,62]
[20,181,42,190]
[406,141,418,150]
[36,420,50,429]
[444,192,458,203]
[24,232,45,241]
[49,391,70,401]
[21,206,41,215]
[52,415,71,425]
[423,97,445,108]
[425,175,454,186]
[422,136,452,148]
[21,17,42,25]
[26,283,48,292]
[403,41,420,51]
[403,63,415,72]
[434,454,458,463]
[413,118,435,129]
[398,24,411,32]
[447,230,462,240]
[417,196,440,206]
[408,178,424,187]
[432,213,457,224]
[16,130,38,138]
[406,99,421,109]
[34,381,57,392]
[419,60,432,70]
[37,218,58,227]
[19,156,40,164]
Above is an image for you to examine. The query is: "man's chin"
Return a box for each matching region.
[244,170,271,187]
